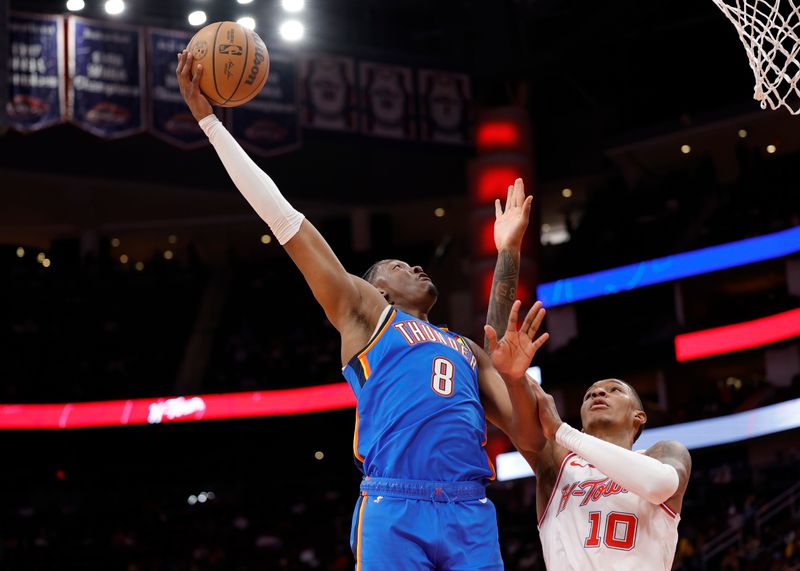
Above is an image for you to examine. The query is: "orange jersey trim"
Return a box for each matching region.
[355,309,397,380]
[353,410,365,462]
[481,422,496,480]
[356,491,368,570]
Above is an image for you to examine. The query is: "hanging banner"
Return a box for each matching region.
[68,17,145,139]
[227,48,301,157]
[146,27,207,149]
[300,54,358,132]
[359,61,416,140]
[418,69,472,145]
[7,12,65,132]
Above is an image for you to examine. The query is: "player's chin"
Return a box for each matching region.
[425,281,439,298]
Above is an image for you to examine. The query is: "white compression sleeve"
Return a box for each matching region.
[555,423,679,505]
[198,114,304,245]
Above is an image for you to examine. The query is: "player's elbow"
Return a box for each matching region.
[516,431,547,455]
[640,464,680,505]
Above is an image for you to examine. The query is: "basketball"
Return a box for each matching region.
[186,21,270,107]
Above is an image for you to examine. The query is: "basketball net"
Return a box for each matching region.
[713,0,800,114]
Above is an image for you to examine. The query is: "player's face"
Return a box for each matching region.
[579,379,640,432]
[374,260,438,309]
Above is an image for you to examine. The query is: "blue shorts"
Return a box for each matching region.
[350,477,504,570]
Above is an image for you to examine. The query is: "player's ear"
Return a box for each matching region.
[633,409,647,429]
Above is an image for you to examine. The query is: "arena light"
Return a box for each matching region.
[675,308,800,361]
[474,165,524,204]
[476,121,521,149]
[0,384,356,429]
[66,0,85,11]
[282,0,305,12]
[104,0,125,15]
[237,16,256,30]
[496,396,800,480]
[188,11,207,26]
[279,20,305,41]
[537,226,800,307]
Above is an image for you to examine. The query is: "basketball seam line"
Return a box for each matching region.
[226,40,267,102]
[222,27,251,105]
[211,21,224,105]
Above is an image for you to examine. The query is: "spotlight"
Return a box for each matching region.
[42,259,51,268]
[260,234,272,244]
[188,11,207,26]
[766,144,777,154]
[237,17,256,30]
[187,495,197,506]
[163,250,174,260]
[282,0,305,12]
[120,254,129,264]
[738,129,748,139]
[681,144,691,154]
[16,247,24,258]
[168,234,177,244]
[135,262,144,271]
[279,20,304,41]
[111,238,120,247]
[314,451,324,460]
[434,208,445,218]
[561,188,573,198]
[66,0,85,11]
[237,0,254,4]
[104,0,125,15]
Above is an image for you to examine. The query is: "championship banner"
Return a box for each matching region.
[300,54,358,132]
[7,13,65,132]
[359,61,416,140]
[146,28,207,149]
[68,17,145,139]
[227,48,301,157]
[418,69,472,145]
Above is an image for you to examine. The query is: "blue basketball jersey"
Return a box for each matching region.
[342,307,495,483]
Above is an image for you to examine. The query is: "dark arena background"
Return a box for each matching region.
[2,0,800,569]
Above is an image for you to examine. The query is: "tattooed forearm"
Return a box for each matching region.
[484,248,520,351]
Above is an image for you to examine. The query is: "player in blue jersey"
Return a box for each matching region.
[177,51,548,570]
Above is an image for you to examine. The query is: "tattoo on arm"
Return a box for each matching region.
[484,248,520,351]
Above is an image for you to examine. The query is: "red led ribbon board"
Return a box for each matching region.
[675,308,800,361]
[0,383,357,429]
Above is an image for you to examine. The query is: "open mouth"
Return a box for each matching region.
[590,401,609,411]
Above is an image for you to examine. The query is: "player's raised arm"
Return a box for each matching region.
[484,178,532,352]
[176,51,385,349]
[469,300,549,453]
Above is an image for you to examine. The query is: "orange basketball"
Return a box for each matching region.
[186,22,270,107]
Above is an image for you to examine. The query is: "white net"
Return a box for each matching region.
[713,0,800,113]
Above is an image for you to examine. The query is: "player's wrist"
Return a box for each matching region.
[496,243,522,254]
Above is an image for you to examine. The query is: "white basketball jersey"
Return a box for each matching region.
[538,452,680,571]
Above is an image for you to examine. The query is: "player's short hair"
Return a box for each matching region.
[362,259,392,285]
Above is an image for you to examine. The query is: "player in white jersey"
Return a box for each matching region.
[519,379,692,570]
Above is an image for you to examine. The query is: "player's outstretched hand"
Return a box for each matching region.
[485,300,548,382]
[530,382,563,440]
[176,49,213,122]
[493,178,533,252]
